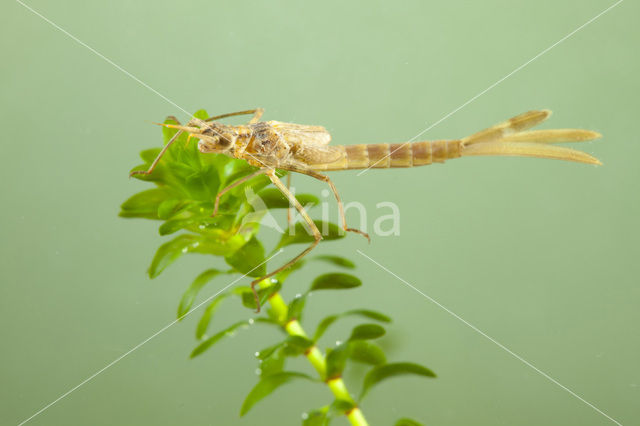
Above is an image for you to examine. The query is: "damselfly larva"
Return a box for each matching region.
[131,108,601,311]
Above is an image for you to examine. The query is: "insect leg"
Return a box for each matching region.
[212,168,270,217]
[250,170,322,312]
[248,108,264,124]
[204,108,265,123]
[299,170,370,242]
[286,173,293,226]
[129,116,198,177]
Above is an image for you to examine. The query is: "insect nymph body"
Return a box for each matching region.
[134,107,602,311]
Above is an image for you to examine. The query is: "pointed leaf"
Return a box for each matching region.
[325,343,349,380]
[313,314,339,341]
[140,147,161,163]
[195,293,230,339]
[177,269,222,319]
[329,399,356,415]
[240,372,314,416]
[193,109,209,120]
[239,282,282,310]
[190,320,249,358]
[225,236,266,277]
[310,273,361,291]
[157,199,185,220]
[277,221,344,248]
[349,341,386,365]
[360,362,436,399]
[349,324,385,341]
[148,234,199,278]
[313,255,355,269]
[282,335,314,357]
[256,187,319,209]
[395,418,424,426]
[287,294,307,321]
[119,188,172,219]
[313,309,390,341]
[303,406,329,426]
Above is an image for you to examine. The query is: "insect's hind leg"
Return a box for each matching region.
[299,170,370,243]
[249,170,322,313]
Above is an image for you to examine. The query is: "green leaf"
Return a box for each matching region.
[313,255,355,269]
[313,309,391,341]
[240,372,314,416]
[157,198,185,220]
[119,188,172,219]
[139,147,161,163]
[348,341,386,365]
[325,343,349,380]
[395,418,424,426]
[349,324,386,341]
[260,349,286,378]
[274,259,306,283]
[303,406,329,426]
[158,218,193,236]
[256,342,285,361]
[195,294,230,339]
[313,315,339,342]
[360,362,436,399]
[287,294,307,321]
[193,109,209,120]
[225,236,266,277]
[329,399,356,415]
[310,273,361,291]
[239,282,281,310]
[282,335,314,357]
[190,320,249,358]
[256,187,319,209]
[277,221,344,248]
[177,269,222,319]
[255,342,287,377]
[148,234,200,278]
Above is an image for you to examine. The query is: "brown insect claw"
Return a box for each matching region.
[346,228,371,243]
[129,170,150,178]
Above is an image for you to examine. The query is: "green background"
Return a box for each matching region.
[2,0,638,424]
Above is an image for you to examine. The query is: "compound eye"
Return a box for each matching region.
[217,137,232,148]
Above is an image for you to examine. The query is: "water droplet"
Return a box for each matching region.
[254,351,260,357]
[335,340,342,346]
[270,278,278,284]
[301,413,309,420]
[255,368,262,375]
[181,247,189,253]
[295,293,302,298]
[248,318,254,325]
[198,224,205,230]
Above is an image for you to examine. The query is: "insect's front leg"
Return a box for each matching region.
[250,170,322,313]
[202,108,265,124]
[211,168,270,217]
[129,116,200,177]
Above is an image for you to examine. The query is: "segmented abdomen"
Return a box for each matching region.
[310,140,462,171]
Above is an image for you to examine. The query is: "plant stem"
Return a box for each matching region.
[268,292,370,426]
